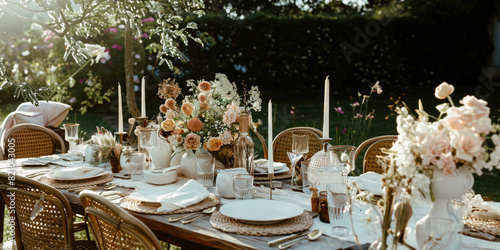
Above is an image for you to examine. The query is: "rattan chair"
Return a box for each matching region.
[79,191,162,250]
[251,128,268,159]
[272,127,323,166]
[0,173,97,250]
[2,123,66,159]
[354,135,398,174]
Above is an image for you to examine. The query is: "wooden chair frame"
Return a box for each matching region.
[2,123,66,159]
[272,127,323,166]
[354,135,398,174]
[0,173,95,250]
[80,191,161,250]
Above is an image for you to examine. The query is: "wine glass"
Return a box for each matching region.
[287,132,309,190]
[138,127,158,170]
[64,124,80,164]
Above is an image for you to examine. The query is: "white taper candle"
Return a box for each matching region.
[268,100,274,174]
[141,77,146,117]
[118,83,123,133]
[322,76,330,139]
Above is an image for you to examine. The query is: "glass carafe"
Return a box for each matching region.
[233,111,255,175]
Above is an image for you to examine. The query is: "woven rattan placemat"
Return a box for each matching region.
[210,210,313,236]
[39,173,113,188]
[254,170,292,181]
[120,194,220,214]
[465,216,500,237]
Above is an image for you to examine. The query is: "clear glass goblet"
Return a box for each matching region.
[138,127,158,170]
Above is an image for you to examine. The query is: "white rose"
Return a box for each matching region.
[451,131,484,162]
[434,82,455,99]
[223,109,237,126]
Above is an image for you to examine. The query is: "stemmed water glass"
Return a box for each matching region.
[64,124,81,164]
[287,132,309,190]
[138,127,158,171]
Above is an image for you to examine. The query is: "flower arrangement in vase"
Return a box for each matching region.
[156,73,262,168]
[87,127,122,172]
[370,82,500,250]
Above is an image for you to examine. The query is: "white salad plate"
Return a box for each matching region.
[219,199,303,224]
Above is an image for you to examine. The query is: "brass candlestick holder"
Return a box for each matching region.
[268,173,274,200]
[114,132,127,145]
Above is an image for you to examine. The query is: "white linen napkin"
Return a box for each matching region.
[254,159,286,173]
[156,179,209,213]
[49,166,104,180]
[350,171,383,196]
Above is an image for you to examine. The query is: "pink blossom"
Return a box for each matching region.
[334,107,344,114]
[460,95,489,118]
[48,43,54,48]
[436,153,456,175]
[342,128,347,134]
[221,131,233,145]
[354,113,363,119]
[69,97,77,104]
[451,131,484,162]
[149,17,155,22]
[290,110,294,114]
[142,33,149,39]
[351,102,360,107]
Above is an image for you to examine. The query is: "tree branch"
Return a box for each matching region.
[4,0,51,13]
[0,5,65,36]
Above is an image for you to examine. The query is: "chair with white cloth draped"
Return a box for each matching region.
[1,123,66,160]
[0,173,97,249]
[79,191,162,250]
[354,135,398,174]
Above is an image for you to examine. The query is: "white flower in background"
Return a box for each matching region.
[21,51,30,56]
[83,44,110,63]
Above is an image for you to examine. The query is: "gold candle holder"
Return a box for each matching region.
[268,173,274,200]
[114,132,127,145]
[135,117,149,128]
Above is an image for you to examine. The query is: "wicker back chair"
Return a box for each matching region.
[354,135,398,174]
[272,127,323,166]
[79,191,161,250]
[0,173,96,250]
[3,123,66,159]
[251,128,268,159]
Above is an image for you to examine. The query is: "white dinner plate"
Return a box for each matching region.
[129,186,179,204]
[46,167,106,181]
[219,199,303,224]
[253,166,289,175]
[254,160,287,171]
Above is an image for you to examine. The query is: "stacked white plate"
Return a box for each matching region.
[219,199,303,224]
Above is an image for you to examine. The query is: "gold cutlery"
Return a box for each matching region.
[268,229,320,247]
[181,207,217,224]
[278,230,322,249]
[169,207,216,223]
[26,171,50,178]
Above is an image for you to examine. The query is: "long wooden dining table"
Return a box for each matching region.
[0,159,362,250]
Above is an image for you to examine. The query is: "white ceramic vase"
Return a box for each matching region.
[415,167,474,249]
[119,154,132,174]
[180,149,197,179]
[149,135,173,170]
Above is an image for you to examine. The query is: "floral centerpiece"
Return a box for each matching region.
[156,73,262,167]
[372,82,500,249]
[87,127,122,172]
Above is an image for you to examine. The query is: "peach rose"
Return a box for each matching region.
[223,109,238,126]
[181,102,194,116]
[171,127,183,135]
[435,82,455,99]
[161,119,176,132]
[167,135,183,146]
[159,104,168,113]
[187,117,203,132]
[207,137,222,152]
[460,95,489,118]
[198,81,211,92]
[220,130,233,145]
[184,133,201,150]
[166,98,176,109]
[451,131,484,162]
[198,93,207,102]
